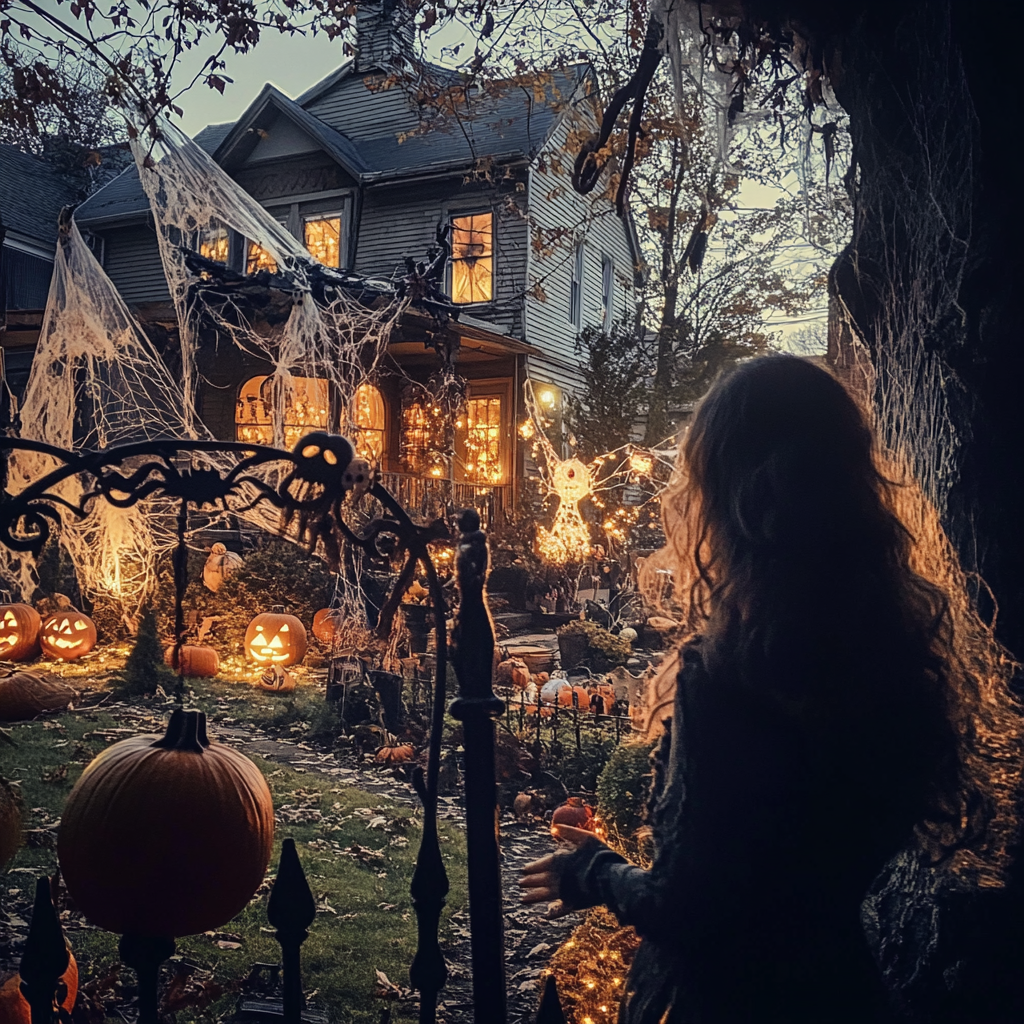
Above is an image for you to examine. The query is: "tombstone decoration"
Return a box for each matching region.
[245,608,307,666]
[0,602,41,661]
[38,603,96,660]
[203,542,243,593]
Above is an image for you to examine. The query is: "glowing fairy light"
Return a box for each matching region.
[519,419,535,440]
[536,457,593,564]
[628,450,654,476]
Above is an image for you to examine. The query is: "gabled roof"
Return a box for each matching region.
[213,84,368,179]
[0,144,84,245]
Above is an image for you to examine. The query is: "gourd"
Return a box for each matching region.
[244,609,307,667]
[0,672,72,722]
[163,645,220,678]
[0,603,41,662]
[57,709,274,937]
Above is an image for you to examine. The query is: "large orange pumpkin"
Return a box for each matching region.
[0,952,78,1022]
[244,609,307,666]
[38,606,96,661]
[57,709,274,937]
[311,607,347,645]
[163,645,220,678]
[0,672,72,722]
[552,797,595,831]
[0,604,41,662]
[0,777,21,867]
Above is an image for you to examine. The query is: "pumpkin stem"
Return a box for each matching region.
[151,709,209,753]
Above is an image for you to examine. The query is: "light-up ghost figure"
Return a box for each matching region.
[536,457,593,564]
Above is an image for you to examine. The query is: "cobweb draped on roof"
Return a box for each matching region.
[130,115,406,448]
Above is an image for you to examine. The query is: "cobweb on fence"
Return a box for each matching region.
[1,219,207,622]
[130,115,406,449]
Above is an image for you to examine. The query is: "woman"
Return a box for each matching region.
[520,356,1021,1023]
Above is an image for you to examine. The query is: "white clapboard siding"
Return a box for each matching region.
[102,224,170,304]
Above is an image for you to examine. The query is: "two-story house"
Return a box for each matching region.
[71,0,641,516]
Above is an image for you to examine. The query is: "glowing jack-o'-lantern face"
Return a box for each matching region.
[39,608,97,661]
[244,610,307,667]
[0,604,41,662]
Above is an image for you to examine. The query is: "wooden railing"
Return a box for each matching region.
[378,471,511,526]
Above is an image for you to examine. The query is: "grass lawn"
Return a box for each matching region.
[0,666,468,1023]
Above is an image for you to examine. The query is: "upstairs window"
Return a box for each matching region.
[601,254,614,331]
[236,375,329,448]
[351,382,385,463]
[246,242,278,275]
[199,224,229,264]
[304,215,343,268]
[451,212,493,304]
[569,241,584,328]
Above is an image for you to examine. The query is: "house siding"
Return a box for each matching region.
[305,74,420,141]
[102,224,170,305]
[524,111,636,380]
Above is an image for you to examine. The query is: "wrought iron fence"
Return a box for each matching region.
[0,432,569,1024]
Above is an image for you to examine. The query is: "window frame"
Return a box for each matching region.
[448,209,495,307]
[569,240,585,328]
[454,377,513,486]
[601,254,614,332]
[349,381,387,466]
[234,374,331,448]
[302,211,345,269]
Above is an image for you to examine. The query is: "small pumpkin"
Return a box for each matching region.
[375,742,415,766]
[57,709,274,937]
[0,672,72,722]
[495,658,530,689]
[536,671,550,685]
[163,645,220,678]
[245,608,307,666]
[557,685,591,708]
[618,626,638,643]
[258,666,296,693]
[311,607,347,645]
[551,797,595,831]
[0,777,22,867]
[0,952,78,1022]
[202,543,243,593]
[0,603,41,662]
[38,603,96,661]
[540,677,572,705]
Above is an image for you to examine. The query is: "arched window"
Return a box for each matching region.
[235,375,330,448]
[351,383,385,463]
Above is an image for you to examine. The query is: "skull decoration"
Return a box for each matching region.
[244,609,307,666]
[342,457,372,497]
[39,606,97,661]
[280,432,354,511]
[0,603,41,662]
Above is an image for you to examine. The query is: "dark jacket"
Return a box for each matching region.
[557,642,910,1024]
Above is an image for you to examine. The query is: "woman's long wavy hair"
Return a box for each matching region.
[640,355,1022,881]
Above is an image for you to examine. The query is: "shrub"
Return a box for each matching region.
[556,731,619,793]
[596,740,656,840]
[557,619,631,671]
[113,608,177,696]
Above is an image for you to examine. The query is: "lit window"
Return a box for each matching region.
[304,216,342,268]
[235,375,330,449]
[199,224,229,264]
[569,241,584,328]
[601,254,614,331]
[400,395,448,478]
[247,242,278,275]
[351,382,385,463]
[457,395,504,484]
[451,212,493,304]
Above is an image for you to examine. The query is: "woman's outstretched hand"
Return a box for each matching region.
[519,824,599,919]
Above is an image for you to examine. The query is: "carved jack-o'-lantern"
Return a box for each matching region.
[0,603,41,662]
[244,609,307,666]
[203,543,243,593]
[39,606,97,661]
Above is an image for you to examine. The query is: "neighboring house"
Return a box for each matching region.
[65,1,643,514]
[0,145,83,400]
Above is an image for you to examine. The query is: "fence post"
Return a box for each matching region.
[267,838,317,1024]
[449,510,507,1024]
[20,877,67,1024]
